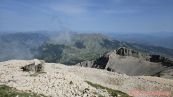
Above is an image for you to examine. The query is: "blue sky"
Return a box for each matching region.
[0,0,173,33]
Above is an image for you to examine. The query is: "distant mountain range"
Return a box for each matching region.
[0,31,173,65]
[0,32,49,61]
[104,32,173,49]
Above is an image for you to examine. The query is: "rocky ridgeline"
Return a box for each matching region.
[0,59,110,97]
[76,47,173,78]
[116,47,150,59]
[117,47,173,66]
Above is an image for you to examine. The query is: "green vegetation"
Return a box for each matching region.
[85,81,132,97]
[30,72,46,77]
[1,32,173,64]
[36,33,173,65]
[36,34,120,65]
[122,42,173,57]
[0,85,47,97]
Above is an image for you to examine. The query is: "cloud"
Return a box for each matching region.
[46,14,72,44]
[47,0,91,15]
[101,9,137,14]
[52,4,86,14]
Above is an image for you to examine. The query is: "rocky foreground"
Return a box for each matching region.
[0,59,173,97]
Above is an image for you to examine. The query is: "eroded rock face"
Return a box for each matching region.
[76,47,173,79]
[117,47,151,61]
[149,55,173,67]
[117,47,149,58]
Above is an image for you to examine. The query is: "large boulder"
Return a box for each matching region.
[21,59,45,72]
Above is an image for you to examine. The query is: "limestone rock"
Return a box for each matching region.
[76,47,173,79]
[20,59,45,72]
[0,59,110,97]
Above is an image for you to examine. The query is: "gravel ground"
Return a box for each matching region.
[0,59,173,97]
[47,63,173,97]
[0,60,110,97]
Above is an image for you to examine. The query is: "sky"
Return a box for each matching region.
[0,0,173,33]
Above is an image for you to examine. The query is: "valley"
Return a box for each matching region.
[2,31,173,64]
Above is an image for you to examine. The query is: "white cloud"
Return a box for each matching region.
[101,9,137,14]
[47,0,91,15]
[52,4,86,14]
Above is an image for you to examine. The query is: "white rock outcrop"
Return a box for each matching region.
[0,59,109,97]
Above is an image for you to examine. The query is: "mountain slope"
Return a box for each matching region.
[1,32,173,65]
[36,33,173,65]
[36,34,122,64]
[121,42,173,57]
[77,47,173,79]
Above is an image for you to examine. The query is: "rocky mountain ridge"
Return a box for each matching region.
[76,47,173,79]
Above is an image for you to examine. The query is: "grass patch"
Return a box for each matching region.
[85,81,132,97]
[0,85,47,97]
[30,72,46,77]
